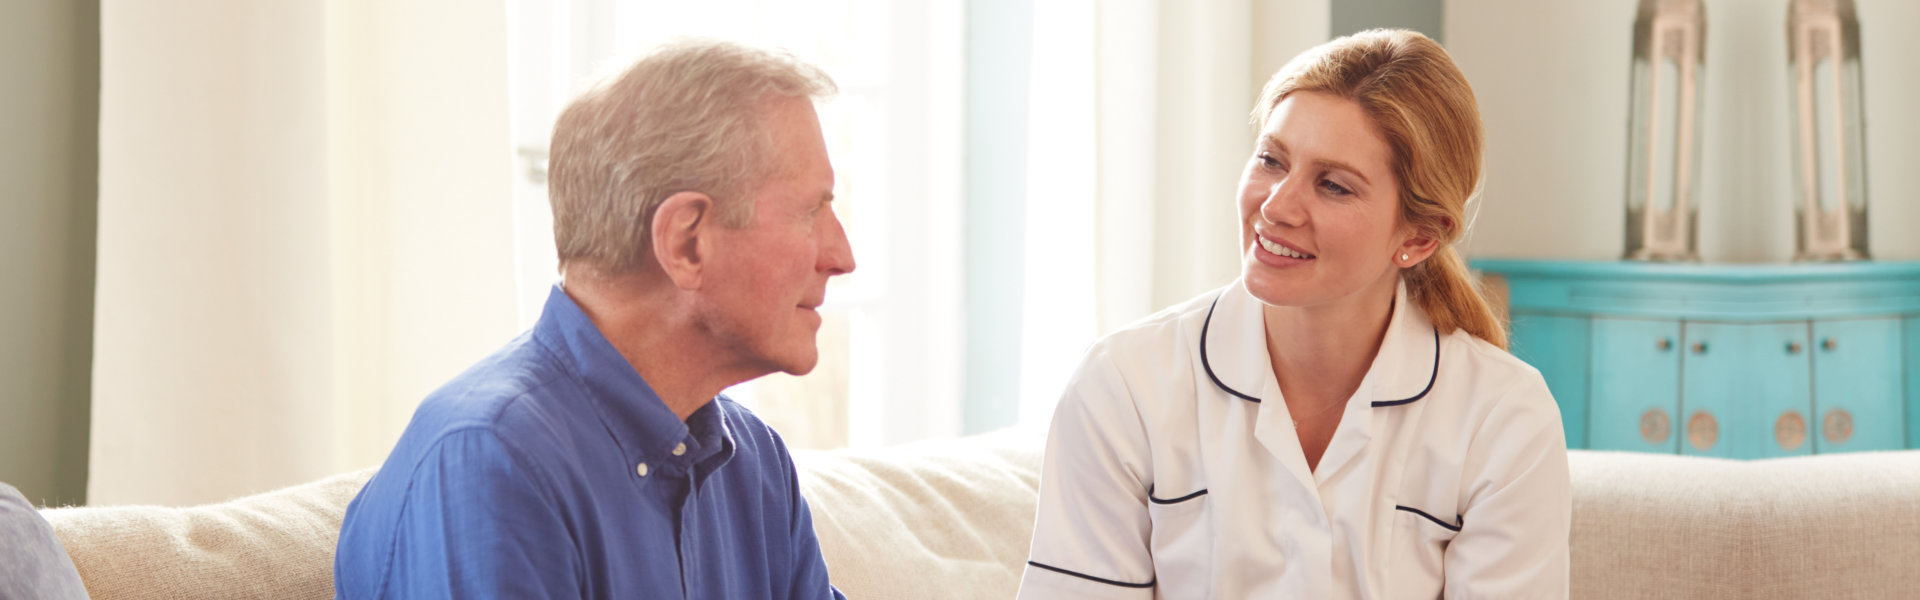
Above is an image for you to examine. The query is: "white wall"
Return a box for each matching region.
[1449,0,1920,262]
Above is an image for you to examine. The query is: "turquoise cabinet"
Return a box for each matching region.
[1478,260,1920,459]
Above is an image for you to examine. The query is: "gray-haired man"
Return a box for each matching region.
[335,39,852,599]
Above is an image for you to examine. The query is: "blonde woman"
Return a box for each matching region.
[1018,30,1570,599]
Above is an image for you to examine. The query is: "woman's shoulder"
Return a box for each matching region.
[1435,328,1562,425]
[1090,285,1228,356]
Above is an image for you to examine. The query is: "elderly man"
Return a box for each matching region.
[335,39,852,599]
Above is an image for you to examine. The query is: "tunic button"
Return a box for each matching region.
[672,443,687,457]
[635,462,650,477]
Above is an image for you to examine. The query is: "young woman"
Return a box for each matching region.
[1018,30,1570,599]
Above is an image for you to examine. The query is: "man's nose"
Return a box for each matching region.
[819,211,856,276]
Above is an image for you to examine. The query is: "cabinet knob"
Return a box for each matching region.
[1657,338,1672,351]
[1687,411,1718,451]
[1786,341,1801,354]
[1640,409,1671,445]
[1691,341,1708,354]
[1822,338,1837,351]
[1823,408,1854,445]
[1776,411,1807,451]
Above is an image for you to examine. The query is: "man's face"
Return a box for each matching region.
[698,96,855,376]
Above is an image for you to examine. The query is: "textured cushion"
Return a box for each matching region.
[1569,449,1920,600]
[797,426,1045,600]
[39,434,1920,599]
[41,467,375,600]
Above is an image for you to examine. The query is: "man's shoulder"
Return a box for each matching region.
[408,333,581,440]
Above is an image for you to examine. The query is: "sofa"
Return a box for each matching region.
[39,427,1920,599]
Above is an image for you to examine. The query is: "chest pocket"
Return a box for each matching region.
[1146,486,1211,597]
[1388,505,1459,598]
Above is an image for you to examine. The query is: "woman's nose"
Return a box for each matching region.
[1260,177,1308,227]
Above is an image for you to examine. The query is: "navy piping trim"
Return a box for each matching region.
[1026,561,1155,589]
[1198,293,1262,403]
[1146,485,1208,505]
[1395,505,1463,532]
[1369,328,1440,407]
[1200,292,1442,408]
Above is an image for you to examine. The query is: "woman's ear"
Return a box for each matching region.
[1397,217,1450,267]
[651,191,713,290]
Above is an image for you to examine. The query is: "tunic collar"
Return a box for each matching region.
[1199,278,1439,407]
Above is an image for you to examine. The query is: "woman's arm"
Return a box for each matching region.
[1017,346,1159,600]
[1445,375,1573,599]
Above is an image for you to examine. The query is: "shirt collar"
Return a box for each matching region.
[1200,278,1439,407]
[531,284,736,469]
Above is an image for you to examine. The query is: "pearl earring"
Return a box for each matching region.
[1401,253,1410,262]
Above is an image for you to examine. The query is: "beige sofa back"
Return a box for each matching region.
[41,429,1920,599]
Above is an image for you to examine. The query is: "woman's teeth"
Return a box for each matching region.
[1259,237,1313,259]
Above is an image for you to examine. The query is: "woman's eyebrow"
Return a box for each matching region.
[1263,134,1372,186]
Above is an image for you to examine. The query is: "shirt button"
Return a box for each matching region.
[635,462,650,477]
[673,443,687,457]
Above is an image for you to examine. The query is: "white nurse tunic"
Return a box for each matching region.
[1016,279,1570,599]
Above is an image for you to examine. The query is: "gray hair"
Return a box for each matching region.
[548,38,837,275]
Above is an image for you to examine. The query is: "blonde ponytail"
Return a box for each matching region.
[1405,247,1507,349]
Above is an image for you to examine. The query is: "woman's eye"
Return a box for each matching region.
[1257,152,1284,170]
[1321,180,1352,196]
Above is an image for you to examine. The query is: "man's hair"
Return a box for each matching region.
[548,38,837,275]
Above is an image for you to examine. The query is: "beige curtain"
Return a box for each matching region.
[92,0,521,506]
[1014,0,1330,423]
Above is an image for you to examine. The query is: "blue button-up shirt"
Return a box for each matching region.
[335,285,844,599]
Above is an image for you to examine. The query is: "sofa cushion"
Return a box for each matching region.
[1568,449,1920,599]
[796,426,1045,600]
[39,432,1920,599]
[41,467,375,600]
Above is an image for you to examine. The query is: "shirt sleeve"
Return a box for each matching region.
[1445,374,1572,599]
[1017,345,1157,600]
[776,431,846,600]
[0,483,88,600]
[342,428,581,600]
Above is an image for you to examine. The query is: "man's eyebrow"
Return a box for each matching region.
[1261,135,1372,186]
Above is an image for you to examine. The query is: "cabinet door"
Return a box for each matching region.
[1589,318,1680,453]
[1811,318,1905,452]
[1908,317,1920,450]
[1509,313,1590,449]
[1680,322,1813,459]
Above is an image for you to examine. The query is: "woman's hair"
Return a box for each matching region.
[548,38,836,275]
[1252,29,1507,349]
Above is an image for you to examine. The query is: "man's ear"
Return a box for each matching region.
[652,191,714,291]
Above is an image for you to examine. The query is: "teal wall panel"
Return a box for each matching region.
[1589,318,1680,453]
[1508,313,1589,449]
[1812,318,1906,452]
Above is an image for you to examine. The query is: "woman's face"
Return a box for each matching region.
[1238,90,1413,310]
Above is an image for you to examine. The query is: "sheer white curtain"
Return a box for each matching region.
[1014,0,1331,424]
[91,0,519,505]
